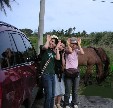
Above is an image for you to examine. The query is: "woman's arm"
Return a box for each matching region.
[54,41,61,60]
[78,38,84,55]
[62,52,65,71]
[42,35,51,49]
[65,38,73,54]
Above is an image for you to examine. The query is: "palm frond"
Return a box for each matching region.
[0,0,14,15]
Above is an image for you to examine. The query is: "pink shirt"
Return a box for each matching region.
[66,49,79,69]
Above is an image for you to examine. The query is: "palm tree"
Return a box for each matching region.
[0,0,15,14]
[81,30,87,37]
[68,28,73,35]
[38,0,45,54]
[73,27,76,33]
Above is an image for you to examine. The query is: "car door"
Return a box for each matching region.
[0,31,23,108]
[11,32,38,107]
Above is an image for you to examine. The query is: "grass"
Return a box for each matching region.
[79,72,113,99]
[80,85,113,99]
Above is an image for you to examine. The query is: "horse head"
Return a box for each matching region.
[88,47,110,84]
[94,47,110,82]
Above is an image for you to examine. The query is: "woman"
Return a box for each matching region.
[41,35,61,108]
[64,37,84,108]
[54,40,66,108]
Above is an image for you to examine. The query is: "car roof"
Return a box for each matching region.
[0,21,30,41]
[0,21,23,34]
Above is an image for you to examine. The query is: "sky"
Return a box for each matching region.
[0,0,113,34]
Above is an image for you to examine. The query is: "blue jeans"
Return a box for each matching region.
[64,74,80,107]
[42,73,55,108]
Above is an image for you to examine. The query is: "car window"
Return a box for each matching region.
[11,33,27,64]
[11,32,37,64]
[22,35,37,62]
[0,31,15,68]
[0,30,37,69]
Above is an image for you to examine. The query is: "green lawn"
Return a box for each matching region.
[80,85,113,99]
[79,73,113,99]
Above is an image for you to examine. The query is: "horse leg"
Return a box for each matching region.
[84,65,93,86]
[96,62,104,84]
[103,61,110,78]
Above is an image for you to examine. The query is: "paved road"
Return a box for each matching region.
[32,95,113,108]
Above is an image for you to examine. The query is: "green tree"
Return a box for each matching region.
[20,29,33,37]
[73,27,76,32]
[68,28,73,35]
[33,29,38,37]
[75,32,81,37]
[81,30,87,37]
[93,32,103,44]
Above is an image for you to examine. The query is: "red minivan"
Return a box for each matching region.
[0,21,39,108]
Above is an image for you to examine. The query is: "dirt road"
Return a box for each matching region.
[32,95,113,108]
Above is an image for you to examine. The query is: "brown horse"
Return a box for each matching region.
[78,47,110,86]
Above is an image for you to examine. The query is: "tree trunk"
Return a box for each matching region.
[38,0,45,54]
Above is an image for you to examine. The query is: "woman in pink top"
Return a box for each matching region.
[64,37,84,108]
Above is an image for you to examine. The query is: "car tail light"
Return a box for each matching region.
[0,83,2,108]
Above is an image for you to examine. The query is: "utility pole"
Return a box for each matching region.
[38,0,45,54]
